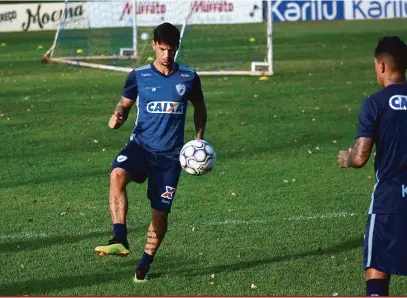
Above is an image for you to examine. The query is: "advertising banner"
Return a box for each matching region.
[0,1,263,32]
[344,0,407,20]
[2,0,407,32]
[0,2,86,32]
[92,1,263,28]
[270,0,345,22]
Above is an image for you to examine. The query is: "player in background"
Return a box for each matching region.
[338,36,407,296]
[94,22,207,282]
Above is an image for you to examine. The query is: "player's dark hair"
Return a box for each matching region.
[375,36,407,73]
[153,22,180,48]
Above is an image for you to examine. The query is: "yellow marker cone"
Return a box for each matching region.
[1,42,7,47]
[259,76,269,81]
[147,56,154,62]
[76,49,83,54]
[249,37,256,42]
[37,45,44,50]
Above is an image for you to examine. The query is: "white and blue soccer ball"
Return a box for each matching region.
[179,139,216,176]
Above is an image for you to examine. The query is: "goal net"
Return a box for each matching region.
[43,0,273,75]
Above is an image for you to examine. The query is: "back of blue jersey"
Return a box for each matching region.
[121,63,203,160]
[357,84,407,213]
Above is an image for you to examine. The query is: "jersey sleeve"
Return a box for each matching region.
[121,70,138,101]
[189,72,204,103]
[356,97,379,139]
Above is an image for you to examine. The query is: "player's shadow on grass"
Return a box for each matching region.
[0,168,107,189]
[0,230,110,253]
[150,236,363,279]
[0,268,135,296]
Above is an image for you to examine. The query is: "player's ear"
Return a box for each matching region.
[377,58,386,73]
[380,60,386,73]
[375,57,386,74]
[152,40,156,51]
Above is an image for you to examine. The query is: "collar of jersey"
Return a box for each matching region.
[150,63,179,78]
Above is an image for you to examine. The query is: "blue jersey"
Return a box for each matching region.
[121,63,204,159]
[356,84,407,214]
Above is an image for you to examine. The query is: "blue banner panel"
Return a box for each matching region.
[263,0,345,22]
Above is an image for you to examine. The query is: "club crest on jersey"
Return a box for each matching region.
[147,101,183,114]
[117,155,127,162]
[176,83,186,96]
[161,186,176,200]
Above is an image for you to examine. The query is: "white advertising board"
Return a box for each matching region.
[0,1,263,32]
[0,2,86,32]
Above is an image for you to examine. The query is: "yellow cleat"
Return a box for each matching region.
[95,239,129,257]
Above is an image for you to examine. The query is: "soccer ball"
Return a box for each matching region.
[179,139,216,176]
[141,32,150,40]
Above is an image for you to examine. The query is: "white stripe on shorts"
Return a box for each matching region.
[366,213,377,267]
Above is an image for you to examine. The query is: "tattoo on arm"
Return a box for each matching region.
[115,97,131,122]
[115,103,125,114]
[350,137,374,167]
[353,137,374,158]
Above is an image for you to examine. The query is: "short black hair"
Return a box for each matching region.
[153,22,180,48]
[375,36,407,73]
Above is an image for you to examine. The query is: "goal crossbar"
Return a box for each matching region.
[44,57,273,76]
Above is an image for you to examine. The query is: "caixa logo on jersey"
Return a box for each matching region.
[147,101,183,114]
[389,95,407,110]
[271,0,344,22]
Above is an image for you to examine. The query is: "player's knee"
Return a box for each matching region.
[365,268,389,280]
[110,168,129,187]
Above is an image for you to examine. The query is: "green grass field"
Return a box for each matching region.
[1,19,407,296]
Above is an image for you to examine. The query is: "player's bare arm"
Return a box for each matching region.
[191,100,207,140]
[108,96,135,129]
[338,137,374,168]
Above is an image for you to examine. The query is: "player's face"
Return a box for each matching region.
[374,58,385,86]
[152,41,177,67]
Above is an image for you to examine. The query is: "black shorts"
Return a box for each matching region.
[364,213,407,275]
[111,141,181,213]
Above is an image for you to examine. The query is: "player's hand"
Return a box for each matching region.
[108,111,123,129]
[338,148,352,168]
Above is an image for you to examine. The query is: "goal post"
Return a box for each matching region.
[43,0,273,76]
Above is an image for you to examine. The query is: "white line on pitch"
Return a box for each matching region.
[284,211,359,221]
[0,227,110,241]
[204,212,360,227]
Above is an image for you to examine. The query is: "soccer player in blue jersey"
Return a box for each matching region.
[338,36,407,296]
[94,23,207,282]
